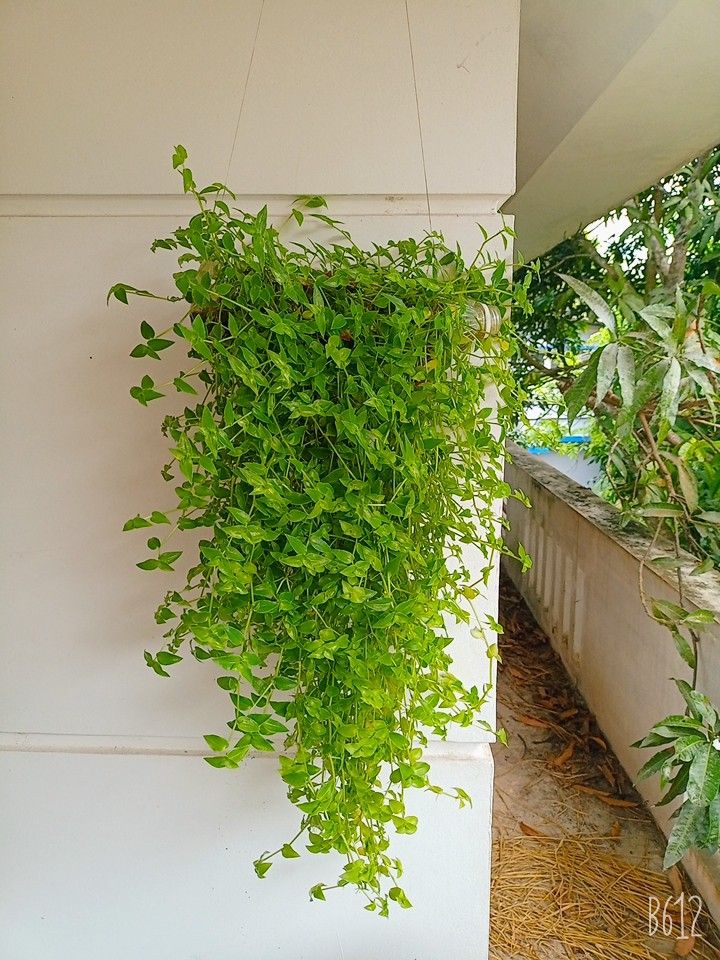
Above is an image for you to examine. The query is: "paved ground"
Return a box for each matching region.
[490,574,720,960]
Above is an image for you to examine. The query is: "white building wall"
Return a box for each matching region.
[0,3,520,957]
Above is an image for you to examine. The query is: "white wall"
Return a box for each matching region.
[0,2,520,957]
[503,444,720,924]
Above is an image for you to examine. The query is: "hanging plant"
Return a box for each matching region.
[110,147,529,914]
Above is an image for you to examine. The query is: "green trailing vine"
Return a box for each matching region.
[110,147,529,914]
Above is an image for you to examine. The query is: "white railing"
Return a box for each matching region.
[503,443,720,923]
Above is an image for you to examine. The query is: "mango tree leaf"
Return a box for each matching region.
[639,304,673,340]
[659,356,681,426]
[670,629,696,670]
[616,344,635,406]
[637,502,684,518]
[559,274,616,334]
[596,342,618,402]
[704,796,720,851]
[676,459,699,514]
[636,747,674,781]
[664,801,707,867]
[688,742,720,803]
[564,349,602,426]
[675,679,719,728]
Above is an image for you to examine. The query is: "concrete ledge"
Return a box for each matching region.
[503,443,720,924]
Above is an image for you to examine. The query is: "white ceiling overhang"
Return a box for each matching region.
[507,0,720,258]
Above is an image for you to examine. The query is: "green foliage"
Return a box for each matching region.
[634,680,720,868]
[514,147,720,869]
[112,148,527,914]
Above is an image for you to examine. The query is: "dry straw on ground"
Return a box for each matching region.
[490,834,720,960]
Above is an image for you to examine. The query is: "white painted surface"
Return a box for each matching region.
[0,2,519,955]
[503,444,720,924]
[0,0,519,200]
[0,745,494,960]
[507,0,720,256]
[0,0,265,195]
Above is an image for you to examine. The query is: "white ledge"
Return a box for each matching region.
[0,731,493,762]
[0,193,509,219]
[507,442,720,617]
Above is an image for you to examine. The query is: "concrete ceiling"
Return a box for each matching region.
[506,0,720,258]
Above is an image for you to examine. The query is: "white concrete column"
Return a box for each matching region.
[0,2,519,957]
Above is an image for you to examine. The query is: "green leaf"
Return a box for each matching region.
[664,800,706,868]
[636,747,674,781]
[595,342,618,402]
[296,195,327,209]
[281,844,301,859]
[616,344,635,406]
[637,502,684,518]
[156,651,182,665]
[172,144,188,169]
[564,349,602,426]
[675,679,719,728]
[688,742,720,803]
[147,338,173,352]
[388,886,412,909]
[650,599,687,625]
[559,274,616,333]
[203,734,229,752]
[704,796,720,852]
[173,376,198,395]
[657,766,689,806]
[675,459,699,514]
[639,305,672,340]
[144,650,169,678]
[109,283,129,304]
[670,629,696,670]
[123,515,152,531]
[659,356,681,426]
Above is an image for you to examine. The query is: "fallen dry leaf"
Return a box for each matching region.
[574,785,639,808]
[599,796,639,809]
[550,742,575,768]
[559,707,579,720]
[675,935,696,956]
[609,820,621,838]
[507,665,530,681]
[516,714,550,730]
[575,784,613,799]
[667,864,683,898]
[600,761,618,790]
[519,821,549,838]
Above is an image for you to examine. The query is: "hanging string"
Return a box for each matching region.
[222,0,266,200]
[404,0,433,232]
